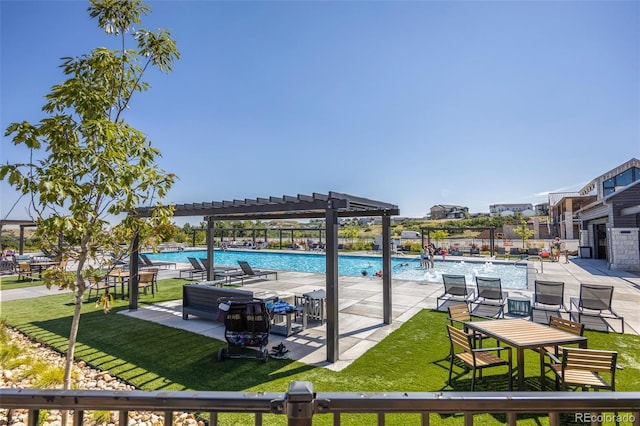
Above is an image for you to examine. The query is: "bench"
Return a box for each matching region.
[182,283,253,321]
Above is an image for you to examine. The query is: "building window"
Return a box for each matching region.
[603,167,639,196]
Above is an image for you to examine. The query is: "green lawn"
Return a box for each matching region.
[0,274,45,290]
[1,276,638,425]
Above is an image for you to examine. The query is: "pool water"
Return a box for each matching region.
[146,250,528,290]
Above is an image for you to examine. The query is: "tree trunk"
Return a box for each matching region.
[61,252,87,426]
[63,252,87,390]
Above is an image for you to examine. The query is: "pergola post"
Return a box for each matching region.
[206,218,215,281]
[490,227,495,256]
[19,226,25,255]
[382,214,392,324]
[325,204,339,363]
[129,231,140,311]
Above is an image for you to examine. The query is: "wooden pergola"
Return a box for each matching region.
[136,191,400,363]
[0,219,38,254]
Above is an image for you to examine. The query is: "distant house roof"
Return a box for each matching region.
[431,204,465,210]
[548,192,582,207]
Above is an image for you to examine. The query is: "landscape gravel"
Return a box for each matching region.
[0,327,205,426]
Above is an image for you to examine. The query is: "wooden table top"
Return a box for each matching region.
[465,318,587,349]
[29,261,60,266]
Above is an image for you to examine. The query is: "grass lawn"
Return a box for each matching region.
[1,276,639,425]
[0,274,45,290]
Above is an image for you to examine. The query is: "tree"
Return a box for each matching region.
[514,221,535,249]
[1,0,179,391]
[430,230,449,249]
[339,227,359,244]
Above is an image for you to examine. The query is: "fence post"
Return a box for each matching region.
[284,381,314,426]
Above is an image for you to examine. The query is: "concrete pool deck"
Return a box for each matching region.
[2,256,638,371]
[120,256,639,371]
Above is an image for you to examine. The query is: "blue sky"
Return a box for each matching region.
[1,0,639,224]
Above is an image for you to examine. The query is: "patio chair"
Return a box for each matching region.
[446,325,512,391]
[87,274,116,301]
[471,277,507,318]
[139,253,176,270]
[138,269,158,296]
[199,258,238,273]
[531,280,568,324]
[539,316,585,390]
[237,260,278,281]
[447,304,493,348]
[570,283,624,333]
[494,247,507,259]
[548,347,617,391]
[195,258,245,284]
[508,248,523,259]
[17,262,35,281]
[436,274,475,311]
[179,257,207,280]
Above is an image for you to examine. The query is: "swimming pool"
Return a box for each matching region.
[146,250,528,290]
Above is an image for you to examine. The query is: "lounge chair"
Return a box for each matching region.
[192,258,245,285]
[494,247,507,259]
[471,277,507,318]
[570,283,624,333]
[139,253,176,270]
[531,280,568,324]
[179,257,207,280]
[508,248,523,259]
[199,258,238,273]
[237,260,278,281]
[436,274,475,311]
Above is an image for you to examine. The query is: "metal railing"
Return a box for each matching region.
[2,382,639,426]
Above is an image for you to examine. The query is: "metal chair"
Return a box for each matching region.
[531,280,568,324]
[437,274,475,311]
[179,257,207,280]
[570,283,624,333]
[471,277,506,318]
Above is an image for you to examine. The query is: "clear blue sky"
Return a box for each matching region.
[2,0,639,224]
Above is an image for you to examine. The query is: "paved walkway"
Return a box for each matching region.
[1,256,638,371]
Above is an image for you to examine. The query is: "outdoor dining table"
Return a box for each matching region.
[29,261,60,276]
[464,318,587,390]
[107,269,131,299]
